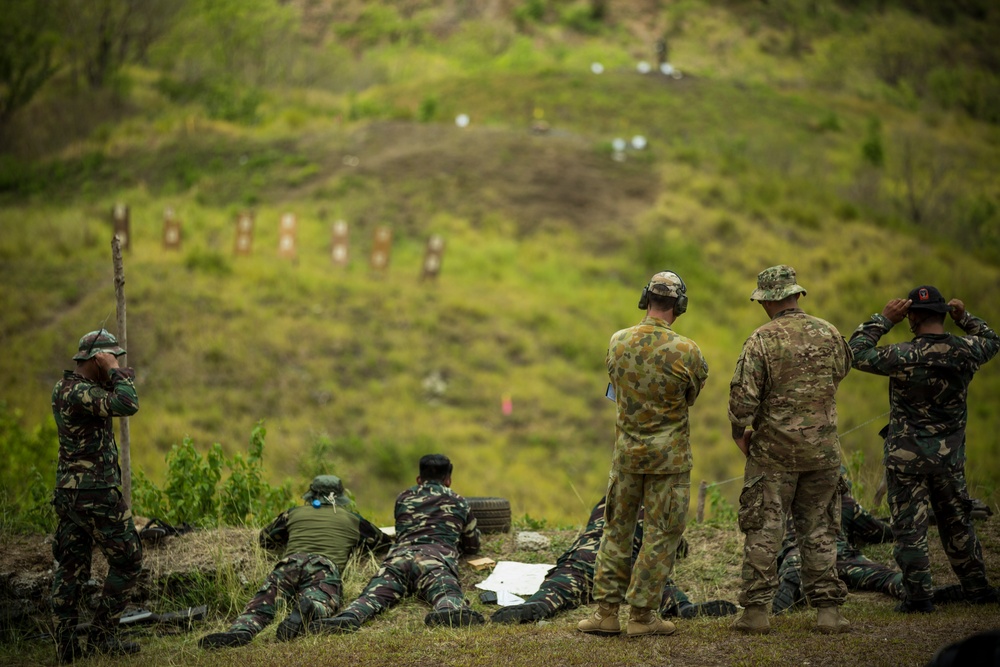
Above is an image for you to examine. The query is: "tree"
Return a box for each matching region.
[0,1,61,134]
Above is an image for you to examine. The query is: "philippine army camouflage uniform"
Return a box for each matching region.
[501,498,696,619]
[594,302,708,612]
[849,307,999,603]
[225,502,391,635]
[335,481,480,624]
[774,478,901,613]
[729,300,852,609]
[50,344,142,641]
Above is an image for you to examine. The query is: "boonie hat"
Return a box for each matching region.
[647,271,685,298]
[750,265,807,302]
[907,285,951,313]
[303,475,351,506]
[73,330,126,361]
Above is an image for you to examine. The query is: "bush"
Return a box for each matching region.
[133,421,292,527]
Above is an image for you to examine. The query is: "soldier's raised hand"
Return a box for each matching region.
[948,299,965,321]
[881,298,912,324]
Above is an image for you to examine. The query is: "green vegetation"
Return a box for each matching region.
[1,1,999,530]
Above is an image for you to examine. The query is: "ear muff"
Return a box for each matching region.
[638,271,688,315]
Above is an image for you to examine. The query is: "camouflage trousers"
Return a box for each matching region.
[526,563,691,617]
[886,468,990,602]
[51,487,143,635]
[228,553,342,635]
[340,547,465,623]
[592,469,689,610]
[738,461,846,608]
[778,546,902,610]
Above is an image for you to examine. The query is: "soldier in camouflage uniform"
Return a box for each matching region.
[198,475,392,649]
[492,496,735,624]
[315,454,483,632]
[729,265,851,635]
[849,286,999,612]
[50,330,142,663]
[773,472,902,613]
[579,271,708,638]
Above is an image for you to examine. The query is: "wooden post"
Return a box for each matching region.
[331,219,349,266]
[112,203,130,251]
[421,235,445,281]
[370,226,392,272]
[696,480,708,523]
[163,207,182,250]
[112,236,132,508]
[278,212,297,259]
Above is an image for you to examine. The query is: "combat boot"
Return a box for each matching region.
[734,605,770,634]
[490,602,550,624]
[895,598,935,613]
[815,606,850,634]
[679,600,738,619]
[577,601,621,636]
[312,613,362,634]
[55,628,83,665]
[86,630,140,656]
[198,630,253,650]
[625,607,676,637]
[424,607,485,628]
[276,596,325,642]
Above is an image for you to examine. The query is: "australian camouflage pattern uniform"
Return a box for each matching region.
[729,266,851,611]
[774,473,901,613]
[50,331,142,648]
[594,271,709,614]
[500,497,697,620]
[334,480,480,625]
[225,476,392,637]
[849,287,999,605]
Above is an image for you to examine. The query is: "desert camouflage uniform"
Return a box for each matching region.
[50,366,142,638]
[849,310,999,602]
[593,313,708,611]
[729,308,851,609]
[774,480,902,613]
[522,498,691,616]
[337,481,480,624]
[226,504,391,635]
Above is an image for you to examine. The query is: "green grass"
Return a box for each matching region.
[1,0,1000,526]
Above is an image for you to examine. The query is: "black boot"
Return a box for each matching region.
[312,613,363,634]
[895,598,935,613]
[424,607,485,628]
[86,629,140,656]
[276,597,324,641]
[490,603,550,624]
[55,628,84,665]
[198,630,253,650]
[679,600,738,619]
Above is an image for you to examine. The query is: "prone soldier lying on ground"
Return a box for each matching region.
[312,454,484,632]
[198,476,392,649]
[491,496,736,625]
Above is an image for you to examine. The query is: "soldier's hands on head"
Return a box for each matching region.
[94,352,120,373]
[881,298,911,324]
[947,299,965,322]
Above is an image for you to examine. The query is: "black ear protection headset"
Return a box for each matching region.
[638,271,688,315]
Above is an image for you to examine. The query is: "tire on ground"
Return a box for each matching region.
[467,497,511,534]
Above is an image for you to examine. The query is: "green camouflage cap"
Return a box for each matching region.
[750,265,807,302]
[303,475,350,506]
[647,271,686,298]
[73,330,126,361]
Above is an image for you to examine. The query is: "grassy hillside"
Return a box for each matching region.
[1,1,999,526]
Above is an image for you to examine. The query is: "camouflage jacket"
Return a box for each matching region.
[607,314,708,474]
[390,481,479,561]
[849,311,999,473]
[259,503,393,572]
[51,368,139,490]
[729,308,851,472]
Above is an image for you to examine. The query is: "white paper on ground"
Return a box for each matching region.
[473,560,555,597]
[496,590,525,606]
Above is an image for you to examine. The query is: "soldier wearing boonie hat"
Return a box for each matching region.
[849,285,1000,613]
[729,264,853,636]
[51,329,142,661]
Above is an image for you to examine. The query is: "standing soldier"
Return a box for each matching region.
[579,270,708,638]
[849,286,999,612]
[198,476,392,649]
[729,265,851,635]
[50,330,142,663]
[315,454,483,632]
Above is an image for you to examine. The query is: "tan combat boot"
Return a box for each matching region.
[816,606,850,634]
[577,601,621,636]
[734,605,770,634]
[626,607,676,637]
